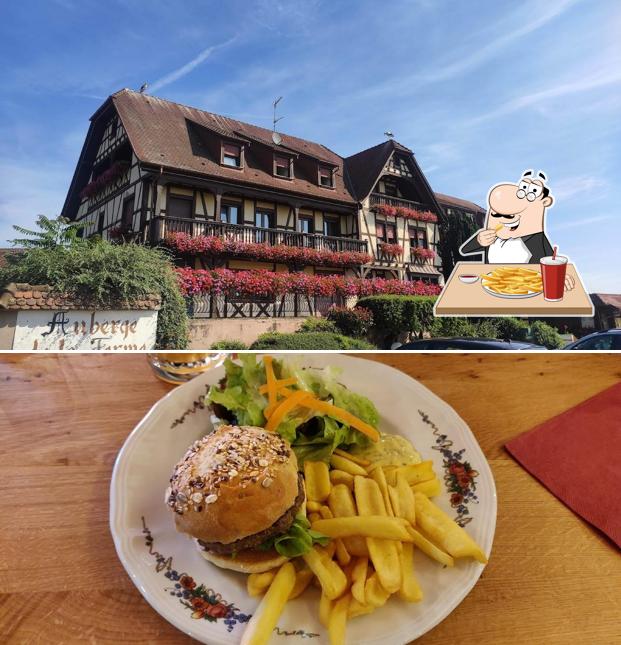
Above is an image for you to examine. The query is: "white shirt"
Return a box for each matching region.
[488,237,532,263]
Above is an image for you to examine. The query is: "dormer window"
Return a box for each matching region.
[274,154,292,179]
[222,143,242,168]
[319,165,334,188]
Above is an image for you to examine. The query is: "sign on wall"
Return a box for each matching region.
[12,310,158,350]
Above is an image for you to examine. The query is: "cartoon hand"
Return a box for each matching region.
[476,228,499,247]
[564,274,576,291]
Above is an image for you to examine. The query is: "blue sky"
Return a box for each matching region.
[1,0,619,292]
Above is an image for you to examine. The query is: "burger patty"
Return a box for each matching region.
[198,473,305,555]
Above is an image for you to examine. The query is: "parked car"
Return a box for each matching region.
[396,337,546,350]
[563,329,621,350]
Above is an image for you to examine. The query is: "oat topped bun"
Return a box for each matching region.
[166,425,304,572]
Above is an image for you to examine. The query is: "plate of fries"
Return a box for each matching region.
[481,266,543,298]
[111,354,496,644]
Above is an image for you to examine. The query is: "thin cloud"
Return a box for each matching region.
[468,63,621,125]
[357,0,576,101]
[149,37,237,93]
[553,175,607,200]
[560,214,613,229]
[416,0,578,83]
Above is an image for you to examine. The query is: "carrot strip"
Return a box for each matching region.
[299,397,380,442]
[265,390,311,432]
[258,377,298,394]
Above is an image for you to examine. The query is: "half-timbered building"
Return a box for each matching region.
[62,89,477,317]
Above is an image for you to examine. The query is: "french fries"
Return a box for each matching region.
[406,525,455,567]
[481,266,543,295]
[395,470,416,526]
[354,476,402,594]
[302,546,348,600]
[333,448,370,467]
[241,562,296,645]
[330,454,368,477]
[247,570,277,597]
[414,493,488,563]
[397,461,435,485]
[305,461,331,502]
[399,542,423,602]
[330,469,355,490]
[311,516,413,541]
[329,594,350,645]
[412,478,442,497]
[328,484,369,557]
[350,557,368,604]
[289,567,314,600]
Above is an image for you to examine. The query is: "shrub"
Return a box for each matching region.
[210,339,248,350]
[530,320,564,349]
[473,319,500,339]
[0,240,189,349]
[326,306,373,338]
[297,317,339,334]
[496,317,529,341]
[356,295,437,346]
[432,317,479,337]
[250,332,376,350]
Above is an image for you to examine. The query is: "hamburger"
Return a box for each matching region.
[165,425,306,573]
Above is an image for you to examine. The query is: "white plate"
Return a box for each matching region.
[110,354,497,644]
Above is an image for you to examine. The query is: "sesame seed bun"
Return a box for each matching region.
[167,425,300,545]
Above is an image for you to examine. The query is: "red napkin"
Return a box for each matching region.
[505,381,621,548]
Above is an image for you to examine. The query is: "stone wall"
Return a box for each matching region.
[189,317,307,348]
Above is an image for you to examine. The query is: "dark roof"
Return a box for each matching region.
[344,141,393,201]
[111,89,355,205]
[590,293,621,311]
[435,192,486,214]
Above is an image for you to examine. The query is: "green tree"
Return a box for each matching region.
[437,211,479,281]
[11,215,84,249]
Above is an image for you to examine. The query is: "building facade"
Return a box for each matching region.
[62,89,480,315]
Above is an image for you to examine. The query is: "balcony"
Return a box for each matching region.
[369,193,431,212]
[149,216,368,254]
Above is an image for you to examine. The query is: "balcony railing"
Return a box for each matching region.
[149,216,368,253]
[189,293,346,319]
[369,193,431,212]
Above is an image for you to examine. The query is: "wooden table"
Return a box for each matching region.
[1,354,619,644]
[434,262,593,316]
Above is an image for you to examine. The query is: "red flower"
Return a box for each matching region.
[206,603,229,618]
[450,493,463,505]
[459,475,472,488]
[378,242,403,257]
[191,597,206,610]
[175,268,442,299]
[180,575,196,590]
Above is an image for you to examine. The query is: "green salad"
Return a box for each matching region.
[207,354,379,465]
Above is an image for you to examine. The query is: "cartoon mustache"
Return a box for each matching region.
[489,212,518,220]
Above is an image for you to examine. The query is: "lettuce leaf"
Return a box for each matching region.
[259,514,329,558]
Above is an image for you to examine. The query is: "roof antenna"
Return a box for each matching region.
[384,130,394,139]
[272,96,284,145]
[139,82,149,93]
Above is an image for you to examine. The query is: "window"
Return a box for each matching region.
[222,143,241,167]
[121,196,134,229]
[221,202,240,225]
[97,212,105,234]
[110,118,117,139]
[574,334,619,350]
[376,221,396,243]
[319,165,334,188]
[383,180,398,196]
[409,226,428,248]
[168,194,193,219]
[255,209,275,229]
[323,216,340,237]
[274,155,292,178]
[298,216,314,234]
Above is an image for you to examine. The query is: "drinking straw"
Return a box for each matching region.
[552,246,558,260]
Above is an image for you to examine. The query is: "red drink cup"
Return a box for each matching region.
[540,255,567,301]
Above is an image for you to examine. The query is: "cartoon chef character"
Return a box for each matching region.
[460,170,555,264]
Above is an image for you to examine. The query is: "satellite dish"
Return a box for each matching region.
[272,131,282,145]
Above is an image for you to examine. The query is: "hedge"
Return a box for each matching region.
[297,317,339,334]
[326,306,373,338]
[530,320,564,349]
[0,240,189,349]
[250,332,376,350]
[210,339,248,350]
[356,295,437,345]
